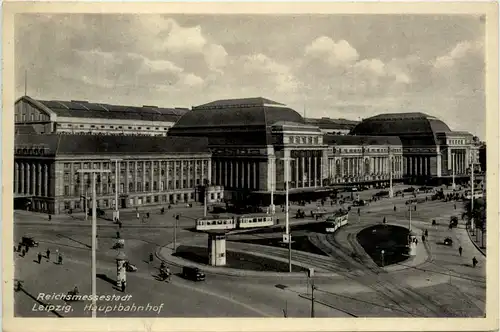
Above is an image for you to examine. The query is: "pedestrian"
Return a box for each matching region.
[48,214,52,221]
[414,206,417,211]
[393,206,396,212]
[422,235,425,242]
[58,253,63,265]
[147,212,150,219]
[459,246,463,256]
[37,252,42,264]
[116,231,121,239]
[383,217,386,224]
[415,238,419,245]
[472,257,478,268]
[149,253,154,263]
[121,280,126,292]
[136,213,140,220]
[46,248,51,260]
[454,204,456,210]
[425,229,428,237]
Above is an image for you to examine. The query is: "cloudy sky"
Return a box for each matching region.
[15,14,486,138]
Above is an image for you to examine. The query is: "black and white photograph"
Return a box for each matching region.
[2,2,498,332]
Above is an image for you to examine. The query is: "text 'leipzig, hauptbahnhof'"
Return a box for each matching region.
[13,96,481,214]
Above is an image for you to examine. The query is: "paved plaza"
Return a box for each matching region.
[14,186,486,318]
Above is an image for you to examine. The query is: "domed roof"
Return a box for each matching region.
[170,97,304,131]
[351,112,451,136]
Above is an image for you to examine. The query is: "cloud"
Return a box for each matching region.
[204,44,228,72]
[241,53,300,92]
[180,73,204,87]
[305,37,359,66]
[433,40,483,69]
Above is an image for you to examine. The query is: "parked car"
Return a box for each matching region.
[125,261,137,272]
[182,266,205,281]
[21,236,39,248]
[449,216,459,228]
[444,237,453,246]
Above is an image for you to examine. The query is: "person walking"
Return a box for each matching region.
[424,229,428,237]
[454,203,457,210]
[472,256,478,268]
[393,206,397,212]
[37,252,42,264]
[149,253,154,264]
[46,248,51,260]
[383,217,386,224]
[58,253,63,265]
[48,214,52,221]
[121,280,126,292]
[459,246,463,256]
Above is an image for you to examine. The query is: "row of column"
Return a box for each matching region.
[450,152,467,175]
[291,156,322,188]
[213,159,259,190]
[329,156,403,178]
[69,159,208,197]
[14,162,50,196]
[404,156,431,176]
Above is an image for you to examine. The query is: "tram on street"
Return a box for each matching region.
[195,213,275,231]
[324,211,349,233]
[465,190,484,199]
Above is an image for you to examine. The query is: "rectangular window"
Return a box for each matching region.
[64,186,70,196]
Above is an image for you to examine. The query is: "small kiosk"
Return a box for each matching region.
[408,232,418,256]
[207,230,228,266]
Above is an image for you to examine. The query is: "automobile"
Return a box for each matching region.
[182,266,205,281]
[403,187,416,193]
[449,216,459,228]
[444,237,453,246]
[350,187,358,192]
[21,236,39,248]
[124,261,137,272]
[352,200,366,206]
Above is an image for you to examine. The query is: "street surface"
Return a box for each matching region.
[13,184,486,317]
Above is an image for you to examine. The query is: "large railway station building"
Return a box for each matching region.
[13,96,478,214]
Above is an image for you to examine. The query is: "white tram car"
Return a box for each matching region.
[195,214,274,231]
[325,211,349,233]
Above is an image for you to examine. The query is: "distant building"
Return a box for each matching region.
[305,117,359,135]
[351,113,475,185]
[14,134,211,214]
[14,96,189,136]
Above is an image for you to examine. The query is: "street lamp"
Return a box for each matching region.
[269,155,276,215]
[77,168,110,318]
[281,156,292,272]
[110,159,122,222]
[381,250,385,267]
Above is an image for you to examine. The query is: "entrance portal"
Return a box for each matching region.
[120,198,127,209]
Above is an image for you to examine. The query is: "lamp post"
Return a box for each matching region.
[381,249,385,267]
[281,156,292,272]
[77,168,110,318]
[470,156,475,233]
[270,155,275,215]
[110,159,122,222]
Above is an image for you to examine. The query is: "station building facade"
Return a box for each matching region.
[14,134,212,214]
[350,113,476,184]
[13,96,477,213]
[14,96,188,136]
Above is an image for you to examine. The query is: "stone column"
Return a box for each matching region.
[307,157,312,187]
[180,161,184,189]
[235,160,239,188]
[247,161,251,189]
[200,160,204,186]
[37,164,42,196]
[252,161,257,189]
[142,162,146,191]
[126,162,130,193]
[150,161,154,191]
[26,163,31,195]
[31,163,36,195]
[44,164,48,197]
[134,162,138,192]
[300,156,305,187]
[295,157,299,188]
[14,163,19,194]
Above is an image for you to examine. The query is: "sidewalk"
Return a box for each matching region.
[466,227,486,257]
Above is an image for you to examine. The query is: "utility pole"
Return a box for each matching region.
[173,215,177,253]
[388,149,394,198]
[110,159,122,223]
[270,155,275,215]
[310,281,316,318]
[77,168,110,318]
[470,156,475,233]
[282,156,292,272]
[24,70,27,96]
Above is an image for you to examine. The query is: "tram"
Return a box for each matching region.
[324,210,349,233]
[195,214,275,231]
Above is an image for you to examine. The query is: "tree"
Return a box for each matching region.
[463,198,487,247]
